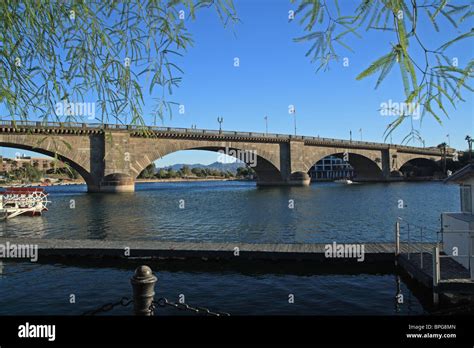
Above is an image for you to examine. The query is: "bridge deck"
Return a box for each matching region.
[0,237,436,262]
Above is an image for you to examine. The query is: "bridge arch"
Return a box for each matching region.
[0,140,95,187]
[306,151,384,181]
[130,140,283,184]
[398,157,441,178]
[398,156,440,169]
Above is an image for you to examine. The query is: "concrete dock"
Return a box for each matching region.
[0,237,437,262]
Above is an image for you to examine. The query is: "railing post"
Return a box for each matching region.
[395,221,400,258]
[407,224,411,260]
[130,265,157,316]
[432,246,440,287]
[432,246,440,305]
[470,235,474,280]
[420,227,423,269]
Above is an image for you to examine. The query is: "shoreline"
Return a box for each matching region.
[0,177,443,188]
[1,177,253,187]
[135,177,250,183]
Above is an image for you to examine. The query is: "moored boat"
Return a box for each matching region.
[0,187,50,219]
[334,178,353,184]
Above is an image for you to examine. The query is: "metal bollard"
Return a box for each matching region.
[130,265,157,316]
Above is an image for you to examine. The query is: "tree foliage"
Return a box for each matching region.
[1,0,471,145]
[0,0,237,125]
[7,163,43,181]
[291,0,473,142]
[138,162,156,178]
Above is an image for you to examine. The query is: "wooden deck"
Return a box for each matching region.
[0,237,437,262]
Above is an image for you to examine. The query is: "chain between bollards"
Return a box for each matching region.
[150,297,230,316]
[81,297,133,316]
[130,265,158,316]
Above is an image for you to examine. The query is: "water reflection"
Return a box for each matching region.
[0,181,459,244]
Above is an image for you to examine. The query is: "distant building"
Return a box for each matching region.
[309,156,354,180]
[0,155,65,173]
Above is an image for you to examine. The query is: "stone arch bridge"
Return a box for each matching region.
[0,121,454,192]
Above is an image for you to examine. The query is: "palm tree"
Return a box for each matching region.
[466,135,473,162]
[437,142,448,174]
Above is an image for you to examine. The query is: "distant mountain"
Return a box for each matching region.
[156,161,245,173]
[205,161,244,172]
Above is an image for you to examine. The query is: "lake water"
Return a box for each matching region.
[0,181,460,315]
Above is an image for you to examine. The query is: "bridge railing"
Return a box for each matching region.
[302,135,438,152]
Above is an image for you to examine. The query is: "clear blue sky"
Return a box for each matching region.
[1,0,472,166]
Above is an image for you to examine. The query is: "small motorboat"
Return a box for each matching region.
[0,187,50,219]
[334,178,353,184]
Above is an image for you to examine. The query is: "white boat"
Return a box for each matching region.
[334,179,353,184]
[0,187,49,219]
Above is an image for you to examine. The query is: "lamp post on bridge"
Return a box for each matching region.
[349,130,352,142]
[294,114,297,136]
[289,107,296,136]
[359,128,362,141]
[217,117,223,134]
[264,116,268,136]
[387,123,393,145]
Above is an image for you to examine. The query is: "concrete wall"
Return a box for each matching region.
[441,213,474,276]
